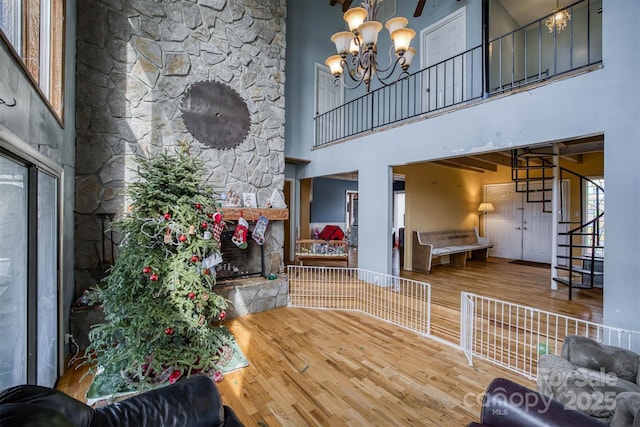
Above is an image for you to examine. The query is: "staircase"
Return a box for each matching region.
[511,149,604,300]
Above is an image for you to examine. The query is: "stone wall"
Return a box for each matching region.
[75,0,287,296]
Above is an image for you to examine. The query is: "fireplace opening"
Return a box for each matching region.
[216,226,264,282]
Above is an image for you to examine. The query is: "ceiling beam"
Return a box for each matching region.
[444,156,498,172]
[469,152,513,167]
[434,160,487,173]
[559,140,604,155]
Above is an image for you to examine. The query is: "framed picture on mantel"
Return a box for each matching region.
[242,192,257,208]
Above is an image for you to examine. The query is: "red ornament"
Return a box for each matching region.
[195,203,202,210]
[168,369,182,384]
[213,371,224,383]
[213,212,222,224]
[163,212,171,220]
[179,234,187,242]
[142,266,152,274]
[149,273,159,281]
[201,222,208,229]
[202,268,211,275]
[188,292,196,300]
[219,311,227,321]
[190,255,199,263]
[207,213,214,219]
[164,327,174,335]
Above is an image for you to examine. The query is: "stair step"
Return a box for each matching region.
[558,221,582,225]
[557,243,605,249]
[556,255,604,261]
[512,166,554,171]
[553,277,598,289]
[558,232,598,236]
[555,265,604,275]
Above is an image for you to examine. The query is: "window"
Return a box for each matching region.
[0,0,65,121]
[585,178,604,256]
[0,151,60,388]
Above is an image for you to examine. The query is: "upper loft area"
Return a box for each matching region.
[314,0,602,147]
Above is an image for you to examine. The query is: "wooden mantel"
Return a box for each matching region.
[219,207,288,221]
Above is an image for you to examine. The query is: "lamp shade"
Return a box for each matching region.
[390,27,415,54]
[344,7,367,33]
[331,31,354,56]
[358,21,383,48]
[325,55,344,77]
[401,46,416,69]
[477,202,495,213]
[385,16,408,34]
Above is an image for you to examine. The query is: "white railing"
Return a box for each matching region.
[460,292,640,380]
[288,265,431,337]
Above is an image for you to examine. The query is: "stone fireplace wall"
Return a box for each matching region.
[75,0,287,296]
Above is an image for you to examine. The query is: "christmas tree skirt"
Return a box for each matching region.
[85,326,249,405]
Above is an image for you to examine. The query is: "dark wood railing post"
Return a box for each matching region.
[482,0,489,98]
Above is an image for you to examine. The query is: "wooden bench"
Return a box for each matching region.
[412,228,492,274]
[295,239,349,267]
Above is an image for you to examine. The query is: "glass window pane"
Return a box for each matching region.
[0,0,22,52]
[0,155,28,388]
[37,171,58,387]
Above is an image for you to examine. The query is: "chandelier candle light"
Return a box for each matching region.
[545,0,571,33]
[326,0,417,92]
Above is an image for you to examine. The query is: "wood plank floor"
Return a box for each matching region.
[56,256,602,426]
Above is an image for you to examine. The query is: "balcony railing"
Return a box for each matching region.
[314,0,602,148]
[315,45,483,147]
[489,0,602,94]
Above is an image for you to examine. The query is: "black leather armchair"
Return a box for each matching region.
[0,375,244,427]
[467,377,607,427]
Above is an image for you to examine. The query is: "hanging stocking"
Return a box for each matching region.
[231,215,249,249]
[252,214,269,245]
[211,212,225,243]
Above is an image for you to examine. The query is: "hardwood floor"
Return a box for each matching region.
[56,257,603,426]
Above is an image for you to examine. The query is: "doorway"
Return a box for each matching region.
[420,7,466,109]
[346,191,358,247]
[484,183,553,263]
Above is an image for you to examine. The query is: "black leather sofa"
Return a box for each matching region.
[467,377,607,427]
[0,375,244,427]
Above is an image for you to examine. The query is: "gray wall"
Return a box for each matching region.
[310,177,357,223]
[0,0,77,363]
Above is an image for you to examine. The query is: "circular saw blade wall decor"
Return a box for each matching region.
[181,80,251,150]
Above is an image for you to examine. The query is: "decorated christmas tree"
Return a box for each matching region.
[85,147,231,391]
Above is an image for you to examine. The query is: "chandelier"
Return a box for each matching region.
[325,0,417,92]
[545,0,571,33]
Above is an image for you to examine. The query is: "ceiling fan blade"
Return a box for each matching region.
[414,0,426,17]
[342,0,353,12]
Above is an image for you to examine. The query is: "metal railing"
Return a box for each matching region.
[461,292,640,380]
[315,45,483,147]
[288,265,431,337]
[489,0,601,94]
[314,0,602,147]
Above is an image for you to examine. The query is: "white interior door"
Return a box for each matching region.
[485,183,553,262]
[485,184,523,260]
[315,63,343,115]
[421,7,466,110]
[315,63,344,140]
[522,199,552,263]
